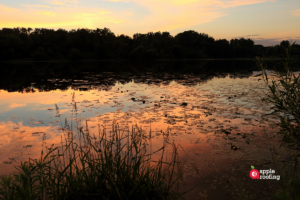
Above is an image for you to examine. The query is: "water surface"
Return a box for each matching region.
[0,61,298,199]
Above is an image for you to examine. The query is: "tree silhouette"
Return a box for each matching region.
[0,27,299,61]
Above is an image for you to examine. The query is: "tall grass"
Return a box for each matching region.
[0,102,198,199]
[256,43,300,200]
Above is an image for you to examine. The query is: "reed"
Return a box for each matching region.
[0,117,191,200]
[256,43,300,200]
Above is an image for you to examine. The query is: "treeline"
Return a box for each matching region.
[0,27,299,61]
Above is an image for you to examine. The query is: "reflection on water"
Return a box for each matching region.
[0,60,298,199]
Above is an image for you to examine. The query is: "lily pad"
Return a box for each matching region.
[180,102,188,106]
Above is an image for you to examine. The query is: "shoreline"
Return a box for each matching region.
[1,57,300,63]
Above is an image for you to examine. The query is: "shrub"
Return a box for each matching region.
[68,48,82,60]
[129,45,145,60]
[256,43,300,200]
[31,47,49,61]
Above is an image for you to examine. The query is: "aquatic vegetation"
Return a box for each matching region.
[256,43,300,200]
[256,44,300,153]
[0,118,198,200]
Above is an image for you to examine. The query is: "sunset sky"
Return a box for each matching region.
[0,0,299,46]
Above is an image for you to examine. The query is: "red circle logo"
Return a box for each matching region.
[250,169,259,179]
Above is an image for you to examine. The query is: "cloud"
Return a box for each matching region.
[9,103,27,109]
[47,0,78,6]
[234,34,260,38]
[246,34,260,37]
[103,0,270,7]
[98,11,112,15]
[36,11,57,16]
[223,0,267,8]
[99,0,272,34]
[47,0,65,5]
[72,10,122,24]
[24,5,51,8]
[0,5,122,29]
[253,38,300,46]
[124,12,134,16]
[74,13,98,19]
[0,5,19,12]
[106,19,123,23]
[105,0,125,1]
[292,10,300,16]
[0,0,284,38]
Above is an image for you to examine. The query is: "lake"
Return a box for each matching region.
[0,60,298,199]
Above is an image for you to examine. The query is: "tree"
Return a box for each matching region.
[280,40,290,49]
[68,48,82,60]
[171,45,185,59]
[31,47,49,61]
[129,45,145,60]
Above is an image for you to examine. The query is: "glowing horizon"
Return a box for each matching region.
[0,0,300,46]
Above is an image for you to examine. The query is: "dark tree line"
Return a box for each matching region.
[0,27,299,61]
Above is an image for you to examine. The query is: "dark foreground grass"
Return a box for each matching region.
[0,117,199,200]
[256,43,300,200]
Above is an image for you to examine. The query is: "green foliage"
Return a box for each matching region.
[129,47,157,60]
[256,43,300,200]
[31,47,49,61]
[47,49,54,59]
[280,41,290,49]
[129,45,145,60]
[171,45,185,59]
[256,44,300,152]
[94,42,106,59]
[7,48,15,60]
[274,169,300,200]
[214,39,230,58]
[68,48,82,60]
[144,49,157,60]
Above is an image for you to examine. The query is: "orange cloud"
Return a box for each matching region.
[9,103,27,109]
[0,5,122,29]
[106,19,123,24]
[292,10,300,16]
[24,5,51,8]
[0,0,280,37]
[107,0,272,35]
[104,0,270,6]
[222,0,268,8]
[142,0,201,6]
[124,12,134,16]
[36,11,57,16]
[47,0,78,5]
[98,11,112,15]
[262,29,300,39]
[47,0,65,5]
[104,0,125,2]
[74,13,98,19]
[0,5,19,12]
